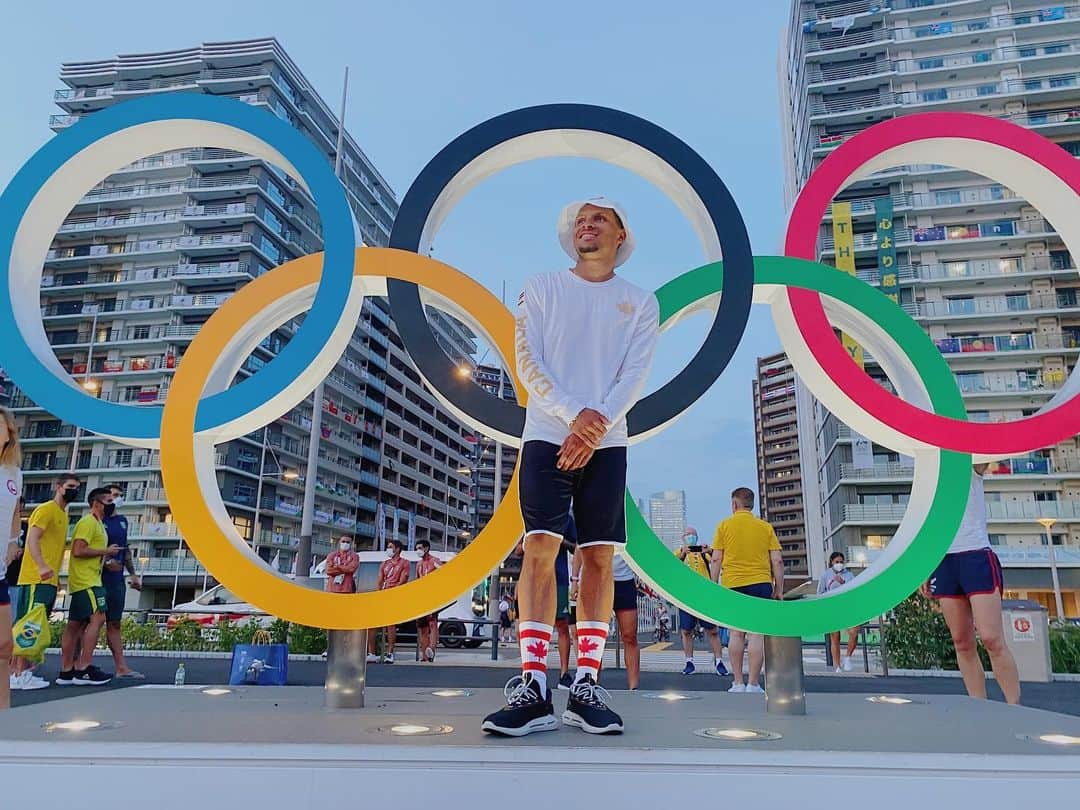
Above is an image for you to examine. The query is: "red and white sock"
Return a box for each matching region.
[574,621,609,683]
[519,621,553,693]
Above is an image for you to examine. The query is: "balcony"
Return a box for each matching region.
[819,217,1054,254]
[839,461,915,480]
[825,185,1017,220]
[805,28,893,54]
[808,91,898,119]
[842,504,908,523]
[934,331,1080,355]
[915,292,1080,320]
[993,546,1080,565]
[894,7,1080,44]
[80,181,188,205]
[987,500,1080,520]
[57,209,184,235]
[113,75,199,94]
[49,114,80,130]
[899,71,1080,111]
[896,39,1080,77]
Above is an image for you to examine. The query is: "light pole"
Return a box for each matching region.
[1037,517,1065,619]
[251,429,298,553]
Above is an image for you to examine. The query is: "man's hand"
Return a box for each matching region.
[918,581,932,600]
[128,575,143,592]
[4,540,20,567]
[37,564,55,582]
[104,544,122,558]
[557,433,594,471]
[570,408,609,447]
[773,587,784,601]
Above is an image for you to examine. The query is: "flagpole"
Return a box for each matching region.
[298,65,349,578]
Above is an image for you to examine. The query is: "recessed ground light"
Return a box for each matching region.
[385,723,454,737]
[202,688,232,696]
[1019,733,1080,746]
[866,695,918,705]
[43,720,124,733]
[640,691,701,702]
[695,727,781,742]
[429,689,472,698]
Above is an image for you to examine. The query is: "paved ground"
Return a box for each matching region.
[11,653,1077,716]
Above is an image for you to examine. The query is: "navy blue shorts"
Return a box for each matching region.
[520,441,627,547]
[929,548,1002,599]
[104,578,127,623]
[732,582,774,599]
[678,609,715,633]
[614,578,637,613]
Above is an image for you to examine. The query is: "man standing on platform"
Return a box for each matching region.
[368,538,409,664]
[710,487,784,694]
[414,539,441,662]
[102,484,143,680]
[481,197,659,737]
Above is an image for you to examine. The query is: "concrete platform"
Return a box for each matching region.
[2,686,1079,807]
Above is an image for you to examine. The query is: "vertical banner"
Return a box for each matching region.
[376,502,386,550]
[407,511,416,550]
[875,197,898,304]
[831,201,864,367]
[392,506,401,544]
[851,433,876,470]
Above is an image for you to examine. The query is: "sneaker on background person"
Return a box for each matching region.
[557,671,574,691]
[9,671,49,691]
[681,660,695,676]
[72,664,112,687]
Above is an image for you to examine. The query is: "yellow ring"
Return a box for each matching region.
[160,247,524,629]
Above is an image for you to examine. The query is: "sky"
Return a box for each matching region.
[0,1,792,534]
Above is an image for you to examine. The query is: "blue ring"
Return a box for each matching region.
[387,104,753,440]
[0,94,355,440]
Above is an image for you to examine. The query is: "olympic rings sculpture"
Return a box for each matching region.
[0,94,1070,634]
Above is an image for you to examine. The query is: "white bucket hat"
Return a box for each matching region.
[557,196,636,267]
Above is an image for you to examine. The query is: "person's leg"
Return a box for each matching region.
[105,621,128,673]
[0,603,11,710]
[386,624,397,658]
[518,534,560,689]
[747,633,765,687]
[555,619,570,676]
[616,609,640,689]
[678,610,696,673]
[573,544,613,684]
[704,626,721,673]
[830,631,841,670]
[729,630,746,686]
[417,620,429,659]
[969,591,1021,705]
[846,628,859,658]
[939,597,987,699]
[76,612,107,671]
[60,620,82,673]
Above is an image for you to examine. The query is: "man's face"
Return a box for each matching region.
[93,493,113,514]
[573,204,625,261]
[388,543,401,558]
[57,479,80,500]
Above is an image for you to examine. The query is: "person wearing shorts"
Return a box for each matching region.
[674,527,729,677]
[368,539,409,664]
[481,197,659,738]
[922,464,1020,704]
[1,407,25,707]
[711,487,784,694]
[12,473,80,689]
[414,539,441,662]
[57,487,120,687]
[611,551,641,690]
[102,484,143,679]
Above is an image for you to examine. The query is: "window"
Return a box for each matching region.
[947,297,975,314]
[1006,293,1030,311]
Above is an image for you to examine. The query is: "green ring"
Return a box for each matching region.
[624,256,972,636]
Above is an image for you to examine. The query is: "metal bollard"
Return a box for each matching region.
[325,628,368,710]
[764,635,805,716]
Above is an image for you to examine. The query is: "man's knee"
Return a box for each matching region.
[950,626,977,654]
[107,620,122,631]
[979,631,1007,656]
[581,544,614,573]
[620,627,638,647]
[522,534,560,566]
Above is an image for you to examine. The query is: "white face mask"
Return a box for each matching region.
[832,562,846,573]
[339,543,351,552]
[112,496,124,508]
[418,547,428,557]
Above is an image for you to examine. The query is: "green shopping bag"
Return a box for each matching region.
[12,602,51,663]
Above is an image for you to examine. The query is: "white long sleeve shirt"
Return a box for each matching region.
[515,269,660,449]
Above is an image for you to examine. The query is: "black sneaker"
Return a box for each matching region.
[72,665,112,686]
[562,674,624,734]
[557,671,574,691]
[54,669,76,686]
[481,675,558,737]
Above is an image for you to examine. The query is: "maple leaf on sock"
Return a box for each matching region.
[578,636,600,655]
[526,640,548,659]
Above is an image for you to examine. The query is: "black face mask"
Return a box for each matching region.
[61,488,79,504]
[103,503,116,518]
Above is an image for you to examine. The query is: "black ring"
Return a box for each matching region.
[388,103,753,441]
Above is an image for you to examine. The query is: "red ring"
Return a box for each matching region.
[784,112,1080,454]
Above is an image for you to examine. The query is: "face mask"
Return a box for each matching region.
[685,535,698,546]
[832,562,845,573]
[339,542,351,551]
[112,497,124,508]
[418,547,428,557]
[61,488,79,504]
[104,503,116,518]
